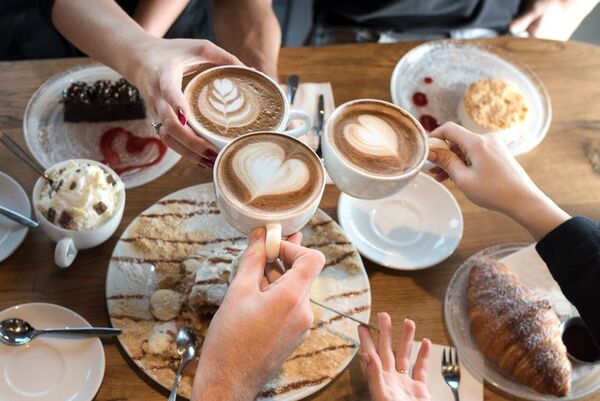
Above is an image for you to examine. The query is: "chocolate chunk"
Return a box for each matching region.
[58,211,73,229]
[47,208,56,224]
[106,175,116,185]
[93,201,108,215]
[69,181,76,190]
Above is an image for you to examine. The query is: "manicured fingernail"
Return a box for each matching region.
[250,227,265,241]
[203,149,218,161]
[196,161,210,169]
[199,156,215,168]
[428,150,438,161]
[177,108,187,126]
[361,353,371,365]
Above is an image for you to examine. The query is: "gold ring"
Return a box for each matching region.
[398,369,409,374]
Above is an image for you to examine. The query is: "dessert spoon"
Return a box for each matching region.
[0,318,121,346]
[169,327,197,401]
[0,204,39,228]
[0,131,55,187]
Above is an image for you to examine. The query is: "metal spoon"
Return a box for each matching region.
[169,327,197,401]
[0,131,55,187]
[0,318,122,346]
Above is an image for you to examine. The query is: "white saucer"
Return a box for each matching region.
[0,172,31,263]
[337,173,463,270]
[0,303,105,401]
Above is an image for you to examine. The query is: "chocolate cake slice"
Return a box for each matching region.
[63,78,145,122]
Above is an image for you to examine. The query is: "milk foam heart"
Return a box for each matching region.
[344,115,399,157]
[232,142,309,201]
[198,78,259,128]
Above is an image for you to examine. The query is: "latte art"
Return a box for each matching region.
[199,78,260,129]
[344,115,399,157]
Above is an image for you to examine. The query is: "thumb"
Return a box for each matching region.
[509,8,541,34]
[428,148,468,182]
[199,41,244,66]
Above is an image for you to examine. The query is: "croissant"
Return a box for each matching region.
[467,259,572,397]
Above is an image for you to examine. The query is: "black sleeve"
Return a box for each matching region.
[38,0,55,22]
[536,216,600,347]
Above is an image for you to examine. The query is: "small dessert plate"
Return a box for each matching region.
[0,171,31,263]
[337,172,463,270]
[23,64,181,189]
[0,303,105,401]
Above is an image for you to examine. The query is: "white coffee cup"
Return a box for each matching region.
[321,99,448,199]
[213,132,326,262]
[185,65,313,150]
[32,159,125,268]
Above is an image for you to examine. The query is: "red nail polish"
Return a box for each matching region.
[203,149,218,161]
[178,108,187,126]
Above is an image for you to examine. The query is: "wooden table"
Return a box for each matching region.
[1,37,600,401]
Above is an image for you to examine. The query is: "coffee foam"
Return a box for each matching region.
[217,133,324,215]
[330,102,425,176]
[188,69,285,139]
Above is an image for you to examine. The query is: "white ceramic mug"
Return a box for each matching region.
[321,99,448,199]
[185,65,313,150]
[213,132,326,262]
[32,159,125,268]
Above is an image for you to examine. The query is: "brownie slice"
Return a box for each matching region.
[63,78,145,122]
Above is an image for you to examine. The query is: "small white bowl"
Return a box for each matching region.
[32,159,125,268]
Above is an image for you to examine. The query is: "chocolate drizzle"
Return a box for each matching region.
[324,251,355,268]
[119,236,245,246]
[140,210,220,219]
[257,377,330,398]
[158,199,217,207]
[287,343,357,361]
[324,288,369,302]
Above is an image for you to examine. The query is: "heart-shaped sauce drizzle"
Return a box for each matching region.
[100,127,167,175]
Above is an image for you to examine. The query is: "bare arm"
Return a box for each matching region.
[133,0,191,37]
[213,0,281,78]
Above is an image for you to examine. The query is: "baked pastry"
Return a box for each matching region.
[467,259,571,397]
[63,78,145,122]
[457,78,529,143]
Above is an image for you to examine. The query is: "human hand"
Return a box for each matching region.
[509,0,598,41]
[125,37,242,167]
[191,228,325,401]
[358,314,431,401]
[427,122,570,240]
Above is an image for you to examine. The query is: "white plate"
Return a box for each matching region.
[0,171,31,263]
[106,183,371,400]
[23,64,181,189]
[338,172,463,270]
[390,40,552,156]
[444,244,600,400]
[0,303,105,401]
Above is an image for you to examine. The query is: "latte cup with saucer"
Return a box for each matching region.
[184,65,313,150]
[213,132,325,262]
[32,159,125,268]
[321,99,448,199]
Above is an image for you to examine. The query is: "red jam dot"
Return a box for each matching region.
[424,77,433,84]
[412,92,428,107]
[419,115,440,132]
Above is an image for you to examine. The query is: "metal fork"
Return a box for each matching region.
[442,348,461,401]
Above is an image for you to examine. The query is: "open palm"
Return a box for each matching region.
[358,314,431,401]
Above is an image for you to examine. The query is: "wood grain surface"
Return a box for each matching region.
[1,37,600,400]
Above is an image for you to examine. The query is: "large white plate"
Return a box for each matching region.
[0,171,31,263]
[338,173,463,270]
[23,64,180,189]
[390,41,552,156]
[445,244,600,400]
[105,183,371,400]
[0,303,105,401]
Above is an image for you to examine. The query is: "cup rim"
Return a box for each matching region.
[213,131,326,220]
[32,159,126,234]
[183,65,290,144]
[324,98,429,181]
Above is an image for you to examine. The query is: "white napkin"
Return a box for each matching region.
[410,341,483,400]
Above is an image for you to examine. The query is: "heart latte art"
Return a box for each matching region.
[199,79,260,129]
[217,134,324,214]
[344,115,399,157]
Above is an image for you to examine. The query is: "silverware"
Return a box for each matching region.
[169,327,197,401]
[314,94,325,157]
[0,318,121,346]
[286,74,299,105]
[310,298,379,332]
[442,347,461,401]
[0,204,38,228]
[0,131,55,187]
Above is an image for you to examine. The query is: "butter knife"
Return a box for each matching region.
[0,205,39,228]
[315,94,325,157]
[286,74,299,105]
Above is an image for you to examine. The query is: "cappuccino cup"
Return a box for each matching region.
[214,132,325,262]
[321,99,448,199]
[185,66,312,149]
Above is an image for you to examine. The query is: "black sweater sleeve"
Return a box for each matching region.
[38,0,55,22]
[536,216,600,347]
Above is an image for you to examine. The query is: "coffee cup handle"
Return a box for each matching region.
[55,237,78,268]
[265,223,282,263]
[284,109,313,138]
[421,137,450,171]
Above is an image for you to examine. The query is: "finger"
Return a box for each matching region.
[434,171,450,182]
[357,329,386,400]
[358,324,378,356]
[395,318,416,372]
[287,232,303,246]
[276,242,325,292]
[377,312,396,372]
[526,17,543,37]
[198,40,244,66]
[264,260,285,284]
[161,135,213,167]
[158,65,194,126]
[412,338,431,383]
[430,122,480,149]
[428,148,469,183]
[509,8,542,34]
[234,228,267,288]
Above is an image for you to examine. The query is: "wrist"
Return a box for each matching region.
[193,355,260,401]
[117,34,159,85]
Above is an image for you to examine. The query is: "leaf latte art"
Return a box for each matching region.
[231,142,309,201]
[344,115,399,157]
[199,78,260,129]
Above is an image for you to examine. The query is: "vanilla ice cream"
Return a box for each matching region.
[37,160,123,230]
